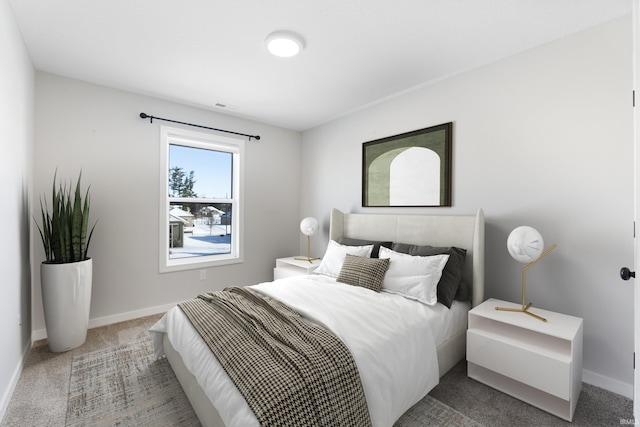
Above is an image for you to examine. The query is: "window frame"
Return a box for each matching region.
[159,125,244,273]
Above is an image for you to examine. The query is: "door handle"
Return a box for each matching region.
[620,267,636,280]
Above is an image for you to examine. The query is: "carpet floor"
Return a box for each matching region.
[430,361,633,426]
[1,313,633,426]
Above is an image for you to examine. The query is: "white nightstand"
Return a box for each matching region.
[466,298,583,421]
[273,257,320,280]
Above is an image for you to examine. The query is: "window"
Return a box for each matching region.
[159,126,244,272]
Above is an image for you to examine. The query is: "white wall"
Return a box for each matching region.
[32,73,303,334]
[302,16,635,396]
[5,4,631,413]
[0,0,34,418]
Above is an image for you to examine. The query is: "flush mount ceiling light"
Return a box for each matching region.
[265,31,305,58]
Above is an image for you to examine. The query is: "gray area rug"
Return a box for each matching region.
[65,336,482,426]
[395,395,483,427]
[65,336,200,426]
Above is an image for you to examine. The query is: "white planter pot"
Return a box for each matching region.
[41,258,92,352]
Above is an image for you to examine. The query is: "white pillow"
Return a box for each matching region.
[378,246,450,305]
[314,240,374,278]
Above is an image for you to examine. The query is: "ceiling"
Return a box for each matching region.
[8,0,632,132]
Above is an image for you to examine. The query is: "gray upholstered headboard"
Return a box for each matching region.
[329,208,485,307]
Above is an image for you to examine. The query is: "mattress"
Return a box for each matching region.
[149,274,469,427]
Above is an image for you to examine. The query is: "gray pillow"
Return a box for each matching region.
[337,254,390,292]
[454,278,470,302]
[338,237,392,258]
[391,243,466,308]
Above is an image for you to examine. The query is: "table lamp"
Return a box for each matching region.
[295,217,320,263]
[496,226,556,322]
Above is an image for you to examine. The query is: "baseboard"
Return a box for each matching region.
[0,337,31,422]
[31,302,177,342]
[583,368,633,400]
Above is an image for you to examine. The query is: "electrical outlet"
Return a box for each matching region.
[199,269,207,280]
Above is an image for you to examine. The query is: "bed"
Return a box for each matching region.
[149,208,485,427]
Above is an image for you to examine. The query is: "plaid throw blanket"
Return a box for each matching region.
[178,287,371,427]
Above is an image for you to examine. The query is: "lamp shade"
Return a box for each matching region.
[507,226,544,263]
[300,217,319,236]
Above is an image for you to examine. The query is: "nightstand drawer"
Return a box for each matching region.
[273,257,320,280]
[466,299,582,421]
[467,329,570,399]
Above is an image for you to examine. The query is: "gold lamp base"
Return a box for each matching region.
[294,256,320,263]
[496,302,547,322]
[496,243,557,323]
[294,235,320,263]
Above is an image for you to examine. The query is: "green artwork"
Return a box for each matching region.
[362,123,451,207]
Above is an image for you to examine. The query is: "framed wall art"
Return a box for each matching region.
[362,122,452,207]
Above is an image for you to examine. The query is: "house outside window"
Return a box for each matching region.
[159,126,244,273]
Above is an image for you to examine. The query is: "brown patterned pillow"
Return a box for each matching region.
[337,254,390,292]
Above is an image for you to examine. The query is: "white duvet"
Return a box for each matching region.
[150,275,460,427]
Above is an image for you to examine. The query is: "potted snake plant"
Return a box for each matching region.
[35,170,97,352]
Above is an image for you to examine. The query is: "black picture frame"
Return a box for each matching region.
[362,122,452,207]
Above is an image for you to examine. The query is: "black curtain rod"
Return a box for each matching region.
[139,112,261,141]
